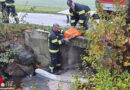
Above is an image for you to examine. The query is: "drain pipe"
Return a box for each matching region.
[35,68,88,83]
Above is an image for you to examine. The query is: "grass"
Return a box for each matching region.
[15,0,96,14]
[6,23,51,31]
[16,5,65,14]
[15,0,96,10]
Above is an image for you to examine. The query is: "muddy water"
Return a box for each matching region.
[22,74,50,90]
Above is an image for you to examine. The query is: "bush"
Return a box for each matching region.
[72,1,130,89]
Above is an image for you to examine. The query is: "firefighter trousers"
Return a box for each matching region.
[6,5,19,23]
[73,17,88,30]
[0,2,7,23]
[49,51,62,71]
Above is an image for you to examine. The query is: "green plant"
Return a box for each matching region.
[0,23,51,81]
[0,49,17,63]
[71,1,130,89]
[83,0,129,73]
[71,75,85,90]
[88,69,130,89]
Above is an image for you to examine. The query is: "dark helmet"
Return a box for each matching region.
[67,0,73,6]
[53,23,60,28]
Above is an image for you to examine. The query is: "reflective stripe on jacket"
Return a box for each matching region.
[48,29,64,53]
[5,0,15,5]
[69,3,90,26]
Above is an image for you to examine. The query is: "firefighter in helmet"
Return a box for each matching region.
[48,23,68,74]
[67,0,90,30]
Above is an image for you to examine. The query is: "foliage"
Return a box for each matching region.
[88,69,130,89]
[83,0,130,72]
[72,70,130,90]
[72,0,130,89]
[71,75,83,90]
[0,23,51,81]
[0,49,16,63]
[0,24,51,38]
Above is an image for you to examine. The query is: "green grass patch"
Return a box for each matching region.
[15,0,96,10]
[7,23,51,31]
[16,5,65,14]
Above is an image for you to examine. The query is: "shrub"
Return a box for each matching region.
[72,1,130,89]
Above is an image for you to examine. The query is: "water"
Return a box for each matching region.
[22,74,50,90]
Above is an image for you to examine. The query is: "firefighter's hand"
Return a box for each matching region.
[61,38,69,44]
[64,38,69,43]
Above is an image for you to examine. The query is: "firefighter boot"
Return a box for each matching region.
[2,17,9,23]
[50,69,54,74]
[15,18,19,24]
[56,66,64,75]
[49,68,58,75]
[56,64,63,70]
[3,20,9,23]
[56,66,63,71]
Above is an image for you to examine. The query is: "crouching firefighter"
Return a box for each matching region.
[5,0,19,24]
[67,0,90,30]
[48,23,69,74]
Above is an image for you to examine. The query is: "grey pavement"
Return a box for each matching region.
[17,12,70,27]
[9,12,99,27]
[1,12,69,26]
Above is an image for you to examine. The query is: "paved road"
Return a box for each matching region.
[9,12,99,27]
[17,12,70,27]
[5,12,68,26]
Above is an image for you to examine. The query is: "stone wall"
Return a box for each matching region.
[25,29,90,68]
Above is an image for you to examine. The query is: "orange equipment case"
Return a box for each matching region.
[64,28,82,40]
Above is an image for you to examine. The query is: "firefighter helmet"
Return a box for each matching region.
[67,0,73,6]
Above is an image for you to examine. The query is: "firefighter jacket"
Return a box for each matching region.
[48,29,64,53]
[69,3,90,26]
[6,0,15,6]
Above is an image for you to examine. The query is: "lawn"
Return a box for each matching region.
[16,5,65,14]
[15,0,96,10]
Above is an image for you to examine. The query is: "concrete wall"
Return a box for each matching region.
[25,29,89,68]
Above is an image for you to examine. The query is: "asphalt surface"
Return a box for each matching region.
[9,12,99,27]
[1,12,70,26]
[17,12,71,27]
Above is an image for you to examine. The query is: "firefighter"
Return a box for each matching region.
[0,0,7,23]
[0,0,6,11]
[48,23,68,74]
[67,0,90,30]
[5,0,19,24]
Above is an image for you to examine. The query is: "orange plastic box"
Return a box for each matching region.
[64,28,82,40]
